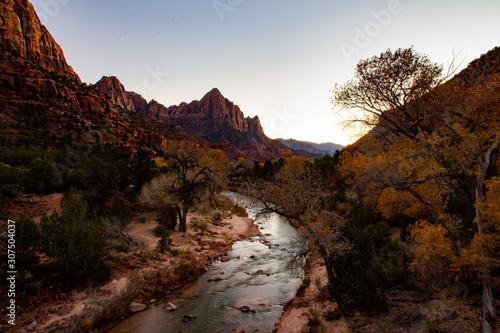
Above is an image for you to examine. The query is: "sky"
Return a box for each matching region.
[31,0,499,146]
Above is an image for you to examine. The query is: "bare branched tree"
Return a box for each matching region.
[248,159,351,304]
[139,142,228,232]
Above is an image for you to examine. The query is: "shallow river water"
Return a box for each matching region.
[107,191,303,333]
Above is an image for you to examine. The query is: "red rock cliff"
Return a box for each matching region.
[0,0,80,81]
[95,76,135,111]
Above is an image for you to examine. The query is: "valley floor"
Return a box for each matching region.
[1,195,260,333]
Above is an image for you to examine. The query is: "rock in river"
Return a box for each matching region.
[129,302,147,313]
[165,302,177,311]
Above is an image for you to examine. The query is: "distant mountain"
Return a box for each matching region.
[278,139,343,157]
[95,76,290,160]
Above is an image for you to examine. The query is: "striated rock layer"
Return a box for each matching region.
[0,0,80,81]
[95,75,289,160]
[0,0,203,154]
[95,76,135,111]
[0,0,288,161]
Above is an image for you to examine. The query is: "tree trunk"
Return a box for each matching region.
[296,217,342,305]
[323,256,343,306]
[475,174,497,321]
[482,273,496,321]
[479,316,493,333]
[178,204,189,232]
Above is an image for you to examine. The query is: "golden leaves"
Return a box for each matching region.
[408,220,455,287]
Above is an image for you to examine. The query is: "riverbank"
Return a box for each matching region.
[7,201,260,333]
[274,247,482,333]
[273,254,350,333]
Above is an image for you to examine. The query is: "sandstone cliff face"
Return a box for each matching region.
[0,0,287,160]
[0,0,80,81]
[128,91,148,115]
[0,0,201,154]
[95,76,135,111]
[127,85,288,159]
[145,99,171,124]
[165,88,269,141]
[166,88,246,135]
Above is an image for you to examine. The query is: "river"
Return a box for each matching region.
[106,191,303,333]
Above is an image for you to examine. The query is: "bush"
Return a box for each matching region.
[25,157,62,194]
[153,225,173,238]
[211,211,223,225]
[109,191,131,227]
[157,205,177,230]
[158,236,172,253]
[332,205,400,314]
[0,164,24,207]
[16,214,41,270]
[41,189,109,289]
[192,218,209,235]
[231,205,248,217]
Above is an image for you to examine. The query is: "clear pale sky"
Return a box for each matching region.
[31,0,499,146]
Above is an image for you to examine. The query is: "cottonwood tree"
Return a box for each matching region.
[332,47,450,140]
[248,157,351,304]
[438,75,500,323]
[139,142,228,232]
[333,48,499,328]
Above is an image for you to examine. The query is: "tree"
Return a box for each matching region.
[332,47,448,140]
[64,147,132,207]
[333,48,500,327]
[248,157,351,304]
[138,142,228,232]
[41,189,109,288]
[437,75,500,323]
[129,149,157,194]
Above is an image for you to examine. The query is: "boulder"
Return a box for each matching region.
[26,320,37,331]
[182,314,196,322]
[129,302,147,313]
[165,302,177,311]
[208,276,224,282]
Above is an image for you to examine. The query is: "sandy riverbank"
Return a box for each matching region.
[6,204,259,333]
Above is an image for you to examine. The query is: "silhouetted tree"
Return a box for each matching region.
[139,142,228,232]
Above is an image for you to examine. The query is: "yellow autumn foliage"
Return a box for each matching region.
[408,220,455,288]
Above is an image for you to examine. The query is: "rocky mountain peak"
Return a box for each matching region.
[204,87,223,98]
[0,0,80,82]
[95,76,135,111]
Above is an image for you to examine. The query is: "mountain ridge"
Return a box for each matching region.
[0,0,207,156]
[94,76,290,160]
[0,0,289,161]
[278,138,343,157]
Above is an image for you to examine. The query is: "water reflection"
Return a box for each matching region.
[107,192,303,333]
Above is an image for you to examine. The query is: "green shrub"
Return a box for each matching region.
[153,224,173,238]
[231,205,248,217]
[158,236,172,253]
[41,189,109,289]
[109,191,131,227]
[25,157,62,194]
[16,214,41,270]
[157,205,177,230]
